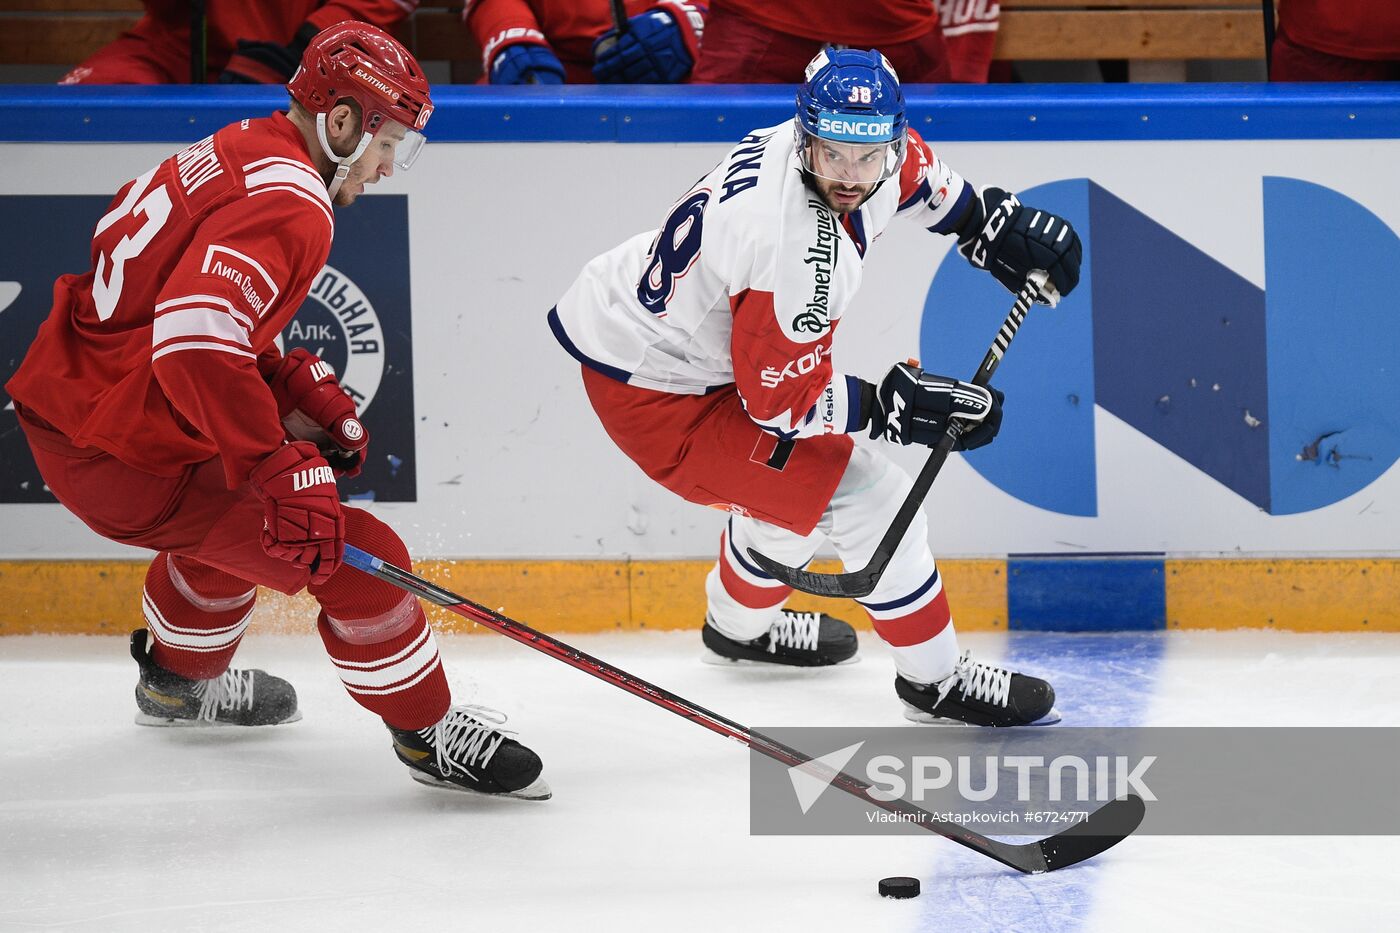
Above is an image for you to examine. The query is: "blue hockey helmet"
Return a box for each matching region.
[795,48,906,186]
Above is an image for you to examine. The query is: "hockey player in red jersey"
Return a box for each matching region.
[8,23,548,799]
[551,49,1081,727]
[59,1,418,86]
[466,0,706,85]
[692,0,998,84]
[1271,0,1400,81]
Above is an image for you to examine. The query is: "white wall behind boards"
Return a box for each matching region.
[3,136,1398,559]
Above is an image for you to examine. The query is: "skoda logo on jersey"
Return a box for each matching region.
[288,264,386,415]
[816,112,895,143]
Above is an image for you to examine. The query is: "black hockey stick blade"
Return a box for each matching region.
[746,539,891,598]
[1035,792,1146,872]
[746,274,1046,598]
[1016,793,1146,874]
[956,794,1145,874]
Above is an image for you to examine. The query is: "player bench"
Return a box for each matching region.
[0,0,485,82]
[0,0,144,69]
[0,0,1270,82]
[997,0,1270,78]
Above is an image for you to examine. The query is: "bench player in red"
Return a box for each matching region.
[7,23,548,800]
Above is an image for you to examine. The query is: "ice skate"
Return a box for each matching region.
[896,651,1059,726]
[702,610,858,667]
[389,705,551,800]
[130,629,301,727]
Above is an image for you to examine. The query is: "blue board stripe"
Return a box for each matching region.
[1008,557,1166,632]
[3,84,1399,143]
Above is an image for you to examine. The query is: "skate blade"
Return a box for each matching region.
[901,704,1062,727]
[408,769,553,801]
[134,709,304,727]
[700,649,860,668]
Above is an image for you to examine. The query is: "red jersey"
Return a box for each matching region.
[1279,0,1400,60]
[133,0,416,76]
[713,0,937,47]
[6,113,334,488]
[937,0,1000,83]
[466,0,668,82]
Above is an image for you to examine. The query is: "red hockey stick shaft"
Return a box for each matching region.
[344,545,1143,873]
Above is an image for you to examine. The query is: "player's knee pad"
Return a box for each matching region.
[143,553,256,669]
[167,553,258,607]
[827,448,928,557]
[313,507,423,645]
[722,512,817,585]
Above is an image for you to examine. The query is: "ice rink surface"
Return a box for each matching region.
[3,628,1398,932]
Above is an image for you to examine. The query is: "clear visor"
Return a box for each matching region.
[799,131,900,186]
[374,121,427,171]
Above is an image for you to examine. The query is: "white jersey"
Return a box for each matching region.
[549,119,971,439]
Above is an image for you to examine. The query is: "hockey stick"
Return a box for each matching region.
[344,542,1144,873]
[1262,0,1276,78]
[610,0,630,34]
[745,272,1048,598]
[190,0,207,84]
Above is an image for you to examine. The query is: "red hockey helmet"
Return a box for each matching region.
[289,22,434,173]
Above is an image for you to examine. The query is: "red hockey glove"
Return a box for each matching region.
[266,348,369,478]
[249,442,345,585]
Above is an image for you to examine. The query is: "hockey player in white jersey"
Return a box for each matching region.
[549,49,1081,726]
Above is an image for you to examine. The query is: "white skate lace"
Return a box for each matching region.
[192,669,257,722]
[422,705,514,777]
[931,652,1012,710]
[768,611,820,653]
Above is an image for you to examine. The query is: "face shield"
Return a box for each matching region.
[797,110,903,186]
[380,120,427,171]
[317,113,428,199]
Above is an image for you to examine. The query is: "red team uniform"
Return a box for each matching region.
[693,0,1001,84]
[60,0,416,85]
[12,23,547,799]
[466,0,706,84]
[1272,0,1400,81]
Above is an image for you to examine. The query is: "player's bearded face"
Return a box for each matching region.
[806,140,888,214]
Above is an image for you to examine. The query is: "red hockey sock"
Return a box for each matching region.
[312,507,451,730]
[318,607,450,730]
[142,553,257,679]
[861,567,960,684]
[717,529,793,609]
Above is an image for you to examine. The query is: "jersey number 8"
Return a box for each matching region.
[637,189,710,316]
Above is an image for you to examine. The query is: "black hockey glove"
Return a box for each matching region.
[955,186,1082,304]
[219,23,318,85]
[860,362,1004,451]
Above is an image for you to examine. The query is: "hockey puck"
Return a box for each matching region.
[878,876,920,899]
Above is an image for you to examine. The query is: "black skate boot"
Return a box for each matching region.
[896,651,1058,727]
[702,610,858,667]
[389,705,551,800]
[130,629,301,726]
